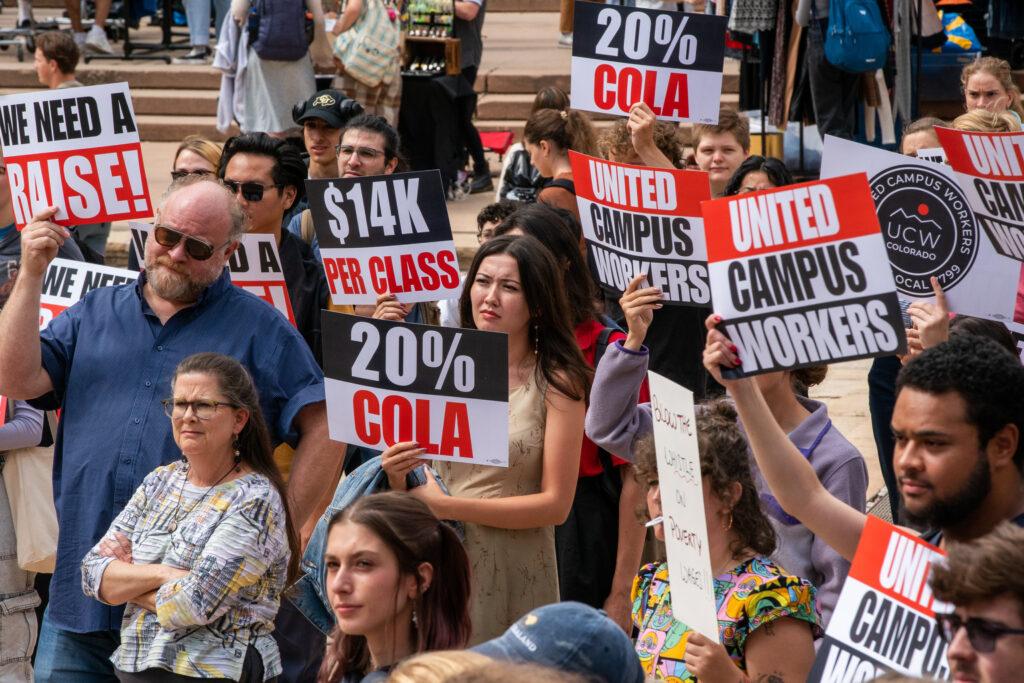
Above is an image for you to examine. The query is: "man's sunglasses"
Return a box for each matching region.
[935,612,1024,653]
[153,225,229,261]
[223,180,282,202]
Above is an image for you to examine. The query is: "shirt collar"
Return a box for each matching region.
[787,395,829,448]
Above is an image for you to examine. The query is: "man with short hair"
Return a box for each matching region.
[337,113,401,179]
[33,31,82,89]
[294,89,364,181]
[0,177,341,681]
[931,522,1024,683]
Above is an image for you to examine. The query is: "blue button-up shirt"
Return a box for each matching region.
[32,269,325,633]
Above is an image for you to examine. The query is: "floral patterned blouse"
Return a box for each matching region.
[631,556,822,681]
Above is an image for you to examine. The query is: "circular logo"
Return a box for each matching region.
[869,165,978,296]
[312,94,337,108]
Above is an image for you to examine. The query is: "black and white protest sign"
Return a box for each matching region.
[323,311,509,466]
[307,170,460,305]
[570,151,711,305]
[0,82,151,230]
[702,174,906,376]
[40,258,135,329]
[821,135,1023,322]
[571,1,727,123]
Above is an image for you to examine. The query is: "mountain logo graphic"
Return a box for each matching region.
[887,207,942,231]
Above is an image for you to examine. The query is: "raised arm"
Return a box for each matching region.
[286,401,345,532]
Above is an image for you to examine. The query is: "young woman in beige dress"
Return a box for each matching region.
[382,234,591,644]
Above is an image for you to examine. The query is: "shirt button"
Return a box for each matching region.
[133,418,141,424]
[157,345,163,351]
[145,381,152,387]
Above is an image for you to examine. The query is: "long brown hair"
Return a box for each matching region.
[318,493,472,683]
[171,353,300,582]
[458,235,591,402]
[523,108,598,158]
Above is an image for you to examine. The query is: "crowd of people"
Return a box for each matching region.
[1,4,1024,682]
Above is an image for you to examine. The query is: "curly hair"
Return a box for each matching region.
[599,119,683,167]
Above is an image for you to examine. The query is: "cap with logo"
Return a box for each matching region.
[293,89,364,129]
[471,602,645,683]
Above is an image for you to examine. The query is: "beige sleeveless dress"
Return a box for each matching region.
[436,374,559,644]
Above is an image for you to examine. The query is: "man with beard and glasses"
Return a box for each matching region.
[699,330,1024,561]
[0,176,343,683]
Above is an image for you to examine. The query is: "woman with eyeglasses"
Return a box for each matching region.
[172,136,223,183]
[82,353,298,682]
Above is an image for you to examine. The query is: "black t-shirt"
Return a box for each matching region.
[920,511,1024,546]
[643,304,723,401]
[279,229,329,367]
[453,0,486,69]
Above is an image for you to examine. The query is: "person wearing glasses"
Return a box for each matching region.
[173,136,223,182]
[219,133,330,366]
[931,522,1024,683]
[81,352,298,681]
[0,176,337,683]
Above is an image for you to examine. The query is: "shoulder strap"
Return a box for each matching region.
[545,178,576,194]
[593,326,616,368]
[300,209,315,245]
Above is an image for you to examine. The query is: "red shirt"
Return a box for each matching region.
[575,320,651,477]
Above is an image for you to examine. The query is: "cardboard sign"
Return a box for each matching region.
[571,2,727,123]
[648,371,718,643]
[935,127,1024,262]
[0,82,151,230]
[307,170,460,305]
[821,136,1021,323]
[570,151,711,305]
[702,174,906,376]
[129,223,297,326]
[809,517,950,681]
[40,258,135,329]
[322,311,509,465]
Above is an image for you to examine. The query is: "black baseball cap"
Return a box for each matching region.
[294,89,361,129]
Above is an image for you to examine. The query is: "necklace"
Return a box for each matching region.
[167,461,237,533]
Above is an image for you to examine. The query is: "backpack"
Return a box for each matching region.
[824,0,891,73]
[249,0,314,62]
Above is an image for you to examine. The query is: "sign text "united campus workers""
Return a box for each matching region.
[571,151,711,305]
[703,174,906,376]
[571,2,727,124]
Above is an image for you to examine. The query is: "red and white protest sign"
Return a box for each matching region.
[809,517,950,681]
[702,174,906,376]
[570,151,711,305]
[39,258,135,329]
[307,170,460,306]
[129,223,296,326]
[323,311,509,466]
[0,82,151,230]
[571,2,727,123]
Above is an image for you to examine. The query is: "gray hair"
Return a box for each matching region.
[160,174,249,240]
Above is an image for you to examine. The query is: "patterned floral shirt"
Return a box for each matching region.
[631,556,822,681]
[82,461,289,680]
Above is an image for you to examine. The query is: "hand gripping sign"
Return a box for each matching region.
[129,223,297,326]
[323,311,509,466]
[648,372,719,644]
[935,126,1024,262]
[307,170,461,306]
[39,258,136,329]
[809,517,951,681]
[0,82,151,230]
[571,1,727,123]
[570,151,712,305]
[702,174,906,377]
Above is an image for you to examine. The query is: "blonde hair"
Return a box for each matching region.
[173,135,223,171]
[388,651,491,683]
[961,56,1024,118]
[952,109,1022,133]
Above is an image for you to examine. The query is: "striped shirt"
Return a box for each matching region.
[82,461,289,680]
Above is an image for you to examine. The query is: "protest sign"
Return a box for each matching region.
[647,371,718,643]
[129,223,296,326]
[809,516,950,682]
[322,311,509,465]
[571,1,727,123]
[39,258,135,329]
[935,127,1024,262]
[821,135,1021,323]
[570,151,711,305]
[702,173,905,376]
[0,82,151,230]
[307,170,460,306]
[916,147,947,165]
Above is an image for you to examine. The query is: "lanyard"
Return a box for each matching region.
[761,420,833,527]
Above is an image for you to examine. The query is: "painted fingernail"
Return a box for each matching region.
[734,357,742,366]
[714,315,722,322]
[729,344,738,353]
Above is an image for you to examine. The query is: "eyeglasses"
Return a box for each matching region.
[162,398,238,420]
[170,168,213,182]
[153,224,229,261]
[336,145,386,162]
[935,612,1024,653]
[223,180,282,202]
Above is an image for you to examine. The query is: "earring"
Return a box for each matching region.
[724,510,734,531]
[232,437,242,471]
[411,606,419,631]
[533,323,539,355]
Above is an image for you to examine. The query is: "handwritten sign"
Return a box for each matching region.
[0,82,151,230]
[39,258,135,329]
[648,371,718,642]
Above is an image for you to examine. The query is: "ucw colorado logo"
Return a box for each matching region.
[870,166,978,295]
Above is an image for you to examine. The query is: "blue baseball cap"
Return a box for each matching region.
[471,602,645,683]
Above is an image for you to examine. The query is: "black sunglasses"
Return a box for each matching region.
[152,225,229,261]
[223,180,281,202]
[935,612,1024,653]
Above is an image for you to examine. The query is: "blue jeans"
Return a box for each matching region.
[34,608,120,683]
[183,0,230,47]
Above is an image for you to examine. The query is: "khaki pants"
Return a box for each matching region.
[559,0,574,33]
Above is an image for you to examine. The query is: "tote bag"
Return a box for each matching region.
[333,0,400,88]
